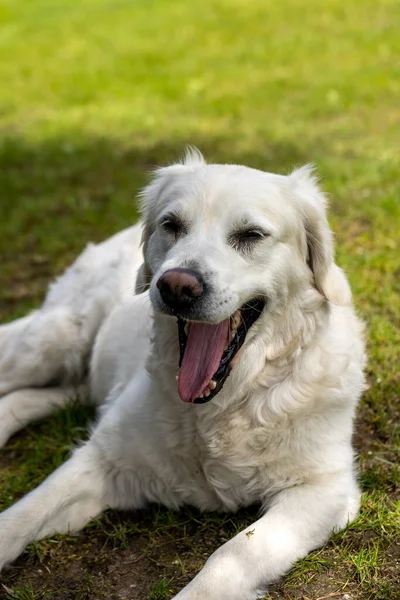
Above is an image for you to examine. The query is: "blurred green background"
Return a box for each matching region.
[0,1,399,599]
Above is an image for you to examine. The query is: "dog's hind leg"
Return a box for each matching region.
[0,307,87,398]
[0,313,37,353]
[0,384,88,448]
[0,224,144,400]
[0,442,107,571]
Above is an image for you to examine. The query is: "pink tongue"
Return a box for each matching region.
[178,320,230,402]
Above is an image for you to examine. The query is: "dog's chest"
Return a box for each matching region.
[193,409,304,510]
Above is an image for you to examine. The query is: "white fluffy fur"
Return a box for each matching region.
[0,152,366,599]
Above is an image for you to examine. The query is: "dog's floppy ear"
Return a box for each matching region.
[290,165,352,306]
[136,148,206,293]
[135,172,166,293]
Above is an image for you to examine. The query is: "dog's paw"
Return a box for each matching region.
[0,396,17,448]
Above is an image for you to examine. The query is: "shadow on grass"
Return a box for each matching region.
[0,131,311,244]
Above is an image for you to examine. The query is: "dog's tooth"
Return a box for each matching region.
[198,393,204,399]
[175,375,179,382]
[231,311,241,330]
[230,312,241,341]
[209,380,217,390]
[204,388,211,397]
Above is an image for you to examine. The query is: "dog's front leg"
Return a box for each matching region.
[0,442,106,571]
[173,472,360,600]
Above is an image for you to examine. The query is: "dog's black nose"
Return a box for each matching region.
[157,268,204,312]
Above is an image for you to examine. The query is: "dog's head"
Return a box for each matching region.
[138,149,351,404]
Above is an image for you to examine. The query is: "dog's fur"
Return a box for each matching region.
[0,151,366,599]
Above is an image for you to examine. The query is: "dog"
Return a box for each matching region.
[0,149,365,599]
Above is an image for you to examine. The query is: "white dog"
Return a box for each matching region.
[0,150,365,599]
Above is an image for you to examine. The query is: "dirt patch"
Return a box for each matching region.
[269,572,358,600]
[0,507,253,599]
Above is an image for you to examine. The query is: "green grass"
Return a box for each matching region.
[148,579,175,600]
[0,0,399,598]
[2,583,39,600]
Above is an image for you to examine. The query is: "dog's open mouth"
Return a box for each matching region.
[176,298,265,404]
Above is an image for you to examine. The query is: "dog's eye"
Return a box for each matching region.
[160,217,184,240]
[238,229,265,241]
[229,228,267,252]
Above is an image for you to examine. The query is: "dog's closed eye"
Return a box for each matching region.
[229,228,269,252]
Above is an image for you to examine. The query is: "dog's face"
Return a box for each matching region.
[140,150,351,404]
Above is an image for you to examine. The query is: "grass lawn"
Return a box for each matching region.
[0,0,399,598]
